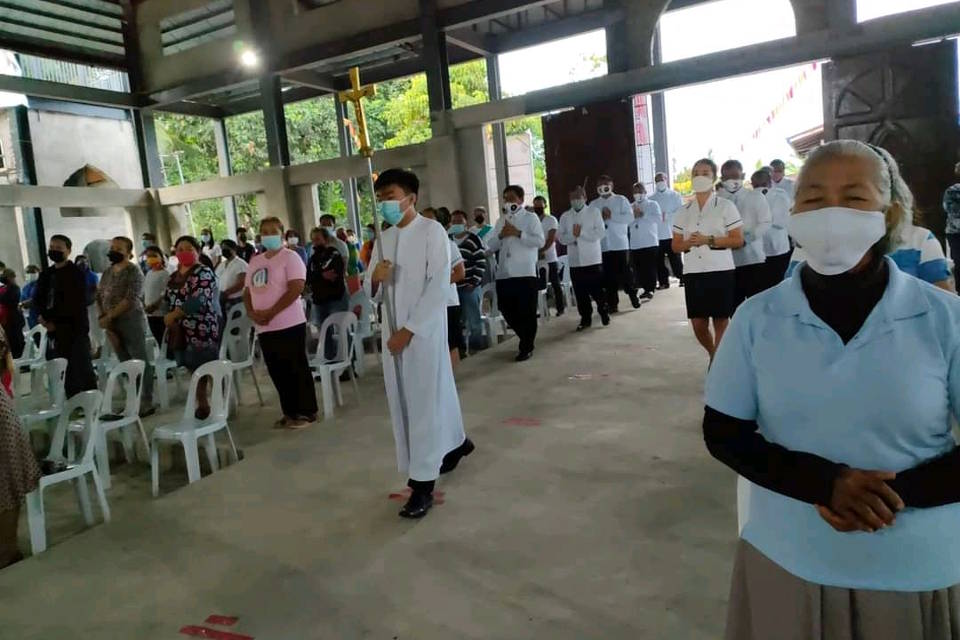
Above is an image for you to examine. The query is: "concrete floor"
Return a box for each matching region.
[0,286,737,639]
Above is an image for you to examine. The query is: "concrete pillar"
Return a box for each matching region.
[294,184,320,234]
[791,0,831,34]
[260,75,291,167]
[212,118,239,241]
[650,26,670,180]
[424,136,463,211]
[420,0,453,135]
[334,97,361,233]
[10,106,46,268]
[132,110,172,249]
[605,0,666,72]
[455,126,492,213]
[486,55,509,194]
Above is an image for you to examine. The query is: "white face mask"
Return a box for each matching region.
[571,199,585,211]
[288,237,299,247]
[722,179,743,193]
[692,176,715,193]
[655,182,667,193]
[787,207,886,276]
[26,273,38,283]
[502,203,521,216]
[598,185,613,197]
[633,193,645,202]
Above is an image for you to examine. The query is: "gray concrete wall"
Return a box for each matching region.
[28,110,143,259]
[454,125,491,216]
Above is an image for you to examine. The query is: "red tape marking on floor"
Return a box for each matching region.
[502,417,542,427]
[180,625,253,640]
[388,488,445,504]
[205,616,238,627]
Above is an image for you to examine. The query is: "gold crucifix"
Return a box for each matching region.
[337,67,377,158]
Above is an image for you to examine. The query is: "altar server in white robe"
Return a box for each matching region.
[364,168,474,519]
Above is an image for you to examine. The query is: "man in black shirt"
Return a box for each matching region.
[236,227,257,263]
[307,227,348,359]
[34,234,98,398]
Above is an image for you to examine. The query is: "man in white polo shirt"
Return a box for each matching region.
[590,174,640,312]
[533,195,565,317]
[486,184,545,362]
[718,159,773,306]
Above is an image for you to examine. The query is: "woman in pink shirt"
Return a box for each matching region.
[244,217,318,429]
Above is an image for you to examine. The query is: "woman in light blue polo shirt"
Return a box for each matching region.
[785,146,953,292]
[705,140,960,639]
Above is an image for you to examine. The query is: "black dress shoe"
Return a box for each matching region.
[576,323,591,332]
[515,351,533,362]
[399,491,434,519]
[641,292,654,301]
[630,294,641,309]
[600,311,611,326]
[440,438,475,474]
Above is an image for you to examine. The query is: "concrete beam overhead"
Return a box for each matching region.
[157,172,270,206]
[0,185,154,208]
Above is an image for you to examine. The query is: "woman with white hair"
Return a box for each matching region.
[787,145,953,292]
[705,139,960,638]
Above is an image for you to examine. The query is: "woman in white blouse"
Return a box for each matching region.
[672,158,745,362]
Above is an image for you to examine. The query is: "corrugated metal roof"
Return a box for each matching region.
[160,0,237,56]
[0,0,124,65]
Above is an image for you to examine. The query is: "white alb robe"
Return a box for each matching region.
[363,214,466,481]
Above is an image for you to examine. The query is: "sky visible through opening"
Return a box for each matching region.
[497,0,959,178]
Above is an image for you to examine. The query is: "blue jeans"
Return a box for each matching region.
[458,286,485,350]
[311,295,350,359]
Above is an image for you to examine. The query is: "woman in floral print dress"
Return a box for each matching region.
[165,236,222,420]
[0,326,41,568]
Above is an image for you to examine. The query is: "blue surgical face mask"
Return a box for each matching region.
[261,235,283,251]
[378,200,405,225]
[449,224,465,236]
[571,198,585,211]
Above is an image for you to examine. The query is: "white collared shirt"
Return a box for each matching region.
[651,187,685,241]
[486,209,546,279]
[539,214,559,264]
[628,197,663,250]
[557,205,605,267]
[589,193,633,252]
[772,176,795,205]
[673,195,743,274]
[718,187,772,267]
[762,187,792,257]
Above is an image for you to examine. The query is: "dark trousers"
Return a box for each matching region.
[538,261,565,314]
[657,239,684,287]
[496,277,539,354]
[147,316,166,346]
[601,250,635,310]
[50,330,97,399]
[630,247,659,296]
[570,265,607,325]
[735,263,769,307]
[765,250,793,288]
[258,323,319,420]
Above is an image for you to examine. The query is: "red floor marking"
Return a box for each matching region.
[180,625,253,640]
[502,417,542,427]
[388,488,446,504]
[205,616,238,627]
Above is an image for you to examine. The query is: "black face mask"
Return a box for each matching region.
[48,250,65,264]
[107,250,125,264]
[222,248,235,260]
[475,217,484,225]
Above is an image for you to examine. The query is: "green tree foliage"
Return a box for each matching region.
[154,58,550,236]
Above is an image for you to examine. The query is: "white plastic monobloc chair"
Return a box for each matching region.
[309,312,360,421]
[349,290,379,377]
[219,312,263,414]
[558,255,575,309]
[92,339,119,390]
[14,325,48,397]
[26,390,109,554]
[71,360,147,490]
[18,358,68,438]
[153,329,185,409]
[480,283,508,348]
[537,288,550,325]
[150,360,238,497]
